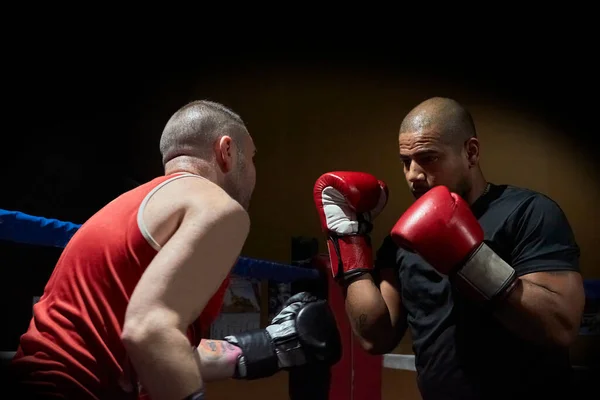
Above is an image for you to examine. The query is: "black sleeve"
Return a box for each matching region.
[374,234,399,270]
[508,194,580,276]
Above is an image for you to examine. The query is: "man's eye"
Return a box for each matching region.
[420,155,438,164]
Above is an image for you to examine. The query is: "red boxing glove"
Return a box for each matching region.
[313,171,388,283]
[391,186,517,303]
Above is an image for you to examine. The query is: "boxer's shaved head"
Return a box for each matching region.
[398,97,483,203]
[400,97,476,148]
[160,100,249,165]
[160,100,257,210]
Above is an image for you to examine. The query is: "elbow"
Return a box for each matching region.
[121,318,151,353]
[121,308,178,353]
[356,332,399,355]
[362,342,396,356]
[348,313,404,356]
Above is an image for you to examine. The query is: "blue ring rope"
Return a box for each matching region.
[0,208,319,282]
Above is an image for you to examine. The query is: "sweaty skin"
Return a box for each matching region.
[122,176,250,400]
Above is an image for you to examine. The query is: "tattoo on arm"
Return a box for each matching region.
[197,339,243,365]
[198,340,222,360]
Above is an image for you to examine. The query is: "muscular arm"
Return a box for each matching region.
[492,195,585,348]
[346,270,407,354]
[494,270,585,347]
[345,236,407,354]
[121,178,250,400]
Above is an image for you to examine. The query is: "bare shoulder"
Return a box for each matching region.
[181,177,250,228]
[173,175,243,208]
[141,175,249,247]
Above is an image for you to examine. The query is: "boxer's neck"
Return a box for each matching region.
[466,168,489,205]
[164,157,218,184]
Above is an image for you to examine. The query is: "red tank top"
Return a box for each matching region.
[10,173,230,399]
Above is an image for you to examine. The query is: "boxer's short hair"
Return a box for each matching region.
[160,100,248,164]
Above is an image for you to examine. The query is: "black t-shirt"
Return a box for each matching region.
[375,183,580,400]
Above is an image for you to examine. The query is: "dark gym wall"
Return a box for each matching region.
[1,54,597,400]
[119,62,599,278]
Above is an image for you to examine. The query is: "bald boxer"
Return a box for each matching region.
[10,101,341,400]
[314,97,586,400]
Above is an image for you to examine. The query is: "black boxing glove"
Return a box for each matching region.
[223,292,342,380]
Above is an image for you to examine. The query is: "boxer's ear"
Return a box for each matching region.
[464,137,480,168]
[215,135,234,173]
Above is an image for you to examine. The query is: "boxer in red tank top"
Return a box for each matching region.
[9,100,257,399]
[11,173,231,399]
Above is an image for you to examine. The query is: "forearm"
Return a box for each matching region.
[345,275,399,353]
[195,339,242,381]
[445,242,580,348]
[123,326,202,400]
[493,277,578,347]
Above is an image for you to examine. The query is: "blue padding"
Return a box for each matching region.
[234,256,320,282]
[583,280,600,300]
[0,209,81,248]
[0,208,319,282]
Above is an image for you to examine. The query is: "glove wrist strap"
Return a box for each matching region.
[452,242,517,303]
[224,330,279,380]
[327,234,374,282]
